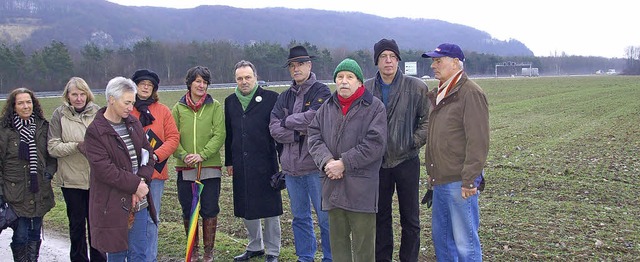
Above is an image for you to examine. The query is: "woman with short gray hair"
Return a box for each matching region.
[84,76,156,261]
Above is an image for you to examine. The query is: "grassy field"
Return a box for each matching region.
[4,75,640,261]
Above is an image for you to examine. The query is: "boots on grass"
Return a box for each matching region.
[10,243,28,262]
[27,240,41,262]
[184,219,200,262]
[202,217,218,262]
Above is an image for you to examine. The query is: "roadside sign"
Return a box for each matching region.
[405,61,417,76]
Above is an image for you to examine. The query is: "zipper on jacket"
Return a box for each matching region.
[191,106,201,155]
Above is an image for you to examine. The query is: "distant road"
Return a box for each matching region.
[0,80,302,100]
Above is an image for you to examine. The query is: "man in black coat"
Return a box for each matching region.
[224,60,282,262]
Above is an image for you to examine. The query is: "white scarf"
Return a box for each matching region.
[436,70,463,105]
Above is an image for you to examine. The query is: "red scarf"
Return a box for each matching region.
[186,91,206,112]
[337,85,365,115]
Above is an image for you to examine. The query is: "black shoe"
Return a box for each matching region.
[234,250,265,261]
[265,255,278,262]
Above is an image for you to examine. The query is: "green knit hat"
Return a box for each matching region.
[333,58,364,83]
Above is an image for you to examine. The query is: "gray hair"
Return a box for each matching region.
[459,60,465,70]
[105,76,137,103]
[234,60,257,77]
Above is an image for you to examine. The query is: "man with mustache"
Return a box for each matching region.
[269,45,332,262]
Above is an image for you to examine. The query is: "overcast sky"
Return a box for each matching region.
[107,0,638,58]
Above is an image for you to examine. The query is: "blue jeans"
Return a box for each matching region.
[286,172,332,262]
[431,181,482,262]
[11,217,42,245]
[128,207,151,261]
[106,251,127,262]
[147,179,164,262]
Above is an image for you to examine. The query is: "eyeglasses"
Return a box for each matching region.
[288,62,308,69]
[138,82,154,88]
[379,54,398,61]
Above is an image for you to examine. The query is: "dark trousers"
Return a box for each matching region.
[61,188,106,262]
[177,172,221,219]
[375,156,421,262]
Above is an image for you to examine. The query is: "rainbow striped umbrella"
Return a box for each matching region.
[185,164,204,262]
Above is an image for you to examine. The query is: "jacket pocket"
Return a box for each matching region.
[3,174,25,203]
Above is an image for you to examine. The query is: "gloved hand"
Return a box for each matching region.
[44,172,54,180]
[421,189,433,208]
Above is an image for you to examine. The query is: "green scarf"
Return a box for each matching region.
[235,84,258,110]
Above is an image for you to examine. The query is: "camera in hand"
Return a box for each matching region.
[133,196,149,212]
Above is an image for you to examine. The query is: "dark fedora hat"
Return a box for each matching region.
[284,45,316,67]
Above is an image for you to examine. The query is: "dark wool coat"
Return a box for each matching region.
[84,107,156,253]
[0,116,57,217]
[224,87,283,220]
[308,89,388,213]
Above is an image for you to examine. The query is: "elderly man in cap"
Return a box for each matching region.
[364,38,429,262]
[422,43,489,261]
[269,45,332,262]
[308,58,387,261]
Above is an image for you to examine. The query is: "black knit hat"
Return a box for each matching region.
[374,38,402,65]
[131,69,160,91]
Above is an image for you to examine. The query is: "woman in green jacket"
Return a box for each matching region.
[0,87,57,262]
[172,66,225,262]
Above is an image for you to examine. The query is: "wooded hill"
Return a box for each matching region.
[0,0,627,93]
[1,0,532,56]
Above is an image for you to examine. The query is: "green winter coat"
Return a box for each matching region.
[172,94,225,171]
[0,116,57,217]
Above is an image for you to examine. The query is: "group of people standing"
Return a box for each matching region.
[0,38,489,262]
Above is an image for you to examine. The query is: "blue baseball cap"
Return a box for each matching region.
[422,43,465,61]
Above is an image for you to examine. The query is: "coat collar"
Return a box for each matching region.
[428,73,469,106]
[237,87,266,112]
[329,86,374,106]
[92,107,137,136]
[290,72,318,95]
[375,69,403,86]
[61,101,100,119]
[178,93,214,106]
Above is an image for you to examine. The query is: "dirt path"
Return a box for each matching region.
[0,227,70,261]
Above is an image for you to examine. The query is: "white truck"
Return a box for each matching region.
[521,67,539,77]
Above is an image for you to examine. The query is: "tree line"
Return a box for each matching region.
[0,38,633,94]
[623,46,640,75]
